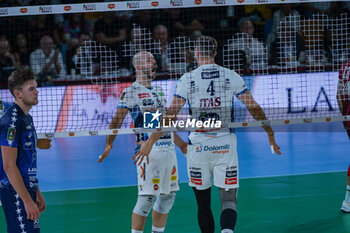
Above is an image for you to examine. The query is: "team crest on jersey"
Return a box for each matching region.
[120,92,126,100]
[7,127,16,141]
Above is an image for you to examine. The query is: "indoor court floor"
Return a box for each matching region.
[0,122,349,233]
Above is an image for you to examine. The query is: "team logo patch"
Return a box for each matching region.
[7,127,16,141]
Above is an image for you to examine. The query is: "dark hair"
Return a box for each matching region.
[195,36,217,57]
[8,69,35,97]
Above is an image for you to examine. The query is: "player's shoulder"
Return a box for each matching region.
[122,82,142,94]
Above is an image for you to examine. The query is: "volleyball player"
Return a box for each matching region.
[98,51,187,233]
[337,60,350,213]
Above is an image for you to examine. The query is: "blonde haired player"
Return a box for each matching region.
[98,51,187,233]
[133,36,281,233]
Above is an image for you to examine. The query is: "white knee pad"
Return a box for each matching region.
[133,195,155,217]
[153,193,176,214]
[219,188,237,211]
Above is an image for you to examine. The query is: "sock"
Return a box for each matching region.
[152,226,165,233]
[345,185,350,203]
[220,209,237,232]
[221,230,233,233]
[131,229,143,233]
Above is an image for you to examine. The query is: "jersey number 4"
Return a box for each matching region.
[207,81,215,96]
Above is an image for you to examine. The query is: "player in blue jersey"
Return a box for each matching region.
[0,69,51,233]
[98,51,187,233]
[133,36,281,233]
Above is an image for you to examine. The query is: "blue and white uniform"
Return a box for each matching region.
[175,64,247,190]
[0,104,40,233]
[119,82,179,195]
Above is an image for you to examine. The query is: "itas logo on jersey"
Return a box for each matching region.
[144,110,162,129]
[200,97,221,108]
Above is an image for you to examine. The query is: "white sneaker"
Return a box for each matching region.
[341,200,350,213]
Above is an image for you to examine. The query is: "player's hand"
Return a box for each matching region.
[36,191,46,213]
[132,141,153,165]
[267,133,281,155]
[37,139,52,150]
[98,144,112,163]
[24,200,40,220]
[180,142,188,155]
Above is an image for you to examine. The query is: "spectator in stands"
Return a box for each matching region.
[266,5,301,51]
[153,25,170,72]
[0,39,16,82]
[62,13,92,49]
[94,12,128,68]
[66,32,91,76]
[30,35,66,86]
[14,33,31,69]
[230,19,268,69]
[29,15,55,48]
[269,20,306,67]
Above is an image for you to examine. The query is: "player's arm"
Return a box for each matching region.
[132,96,187,165]
[98,107,129,162]
[36,186,46,213]
[173,132,187,155]
[237,91,281,155]
[1,146,40,220]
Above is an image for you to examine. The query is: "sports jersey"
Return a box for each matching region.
[175,64,248,143]
[339,60,350,115]
[118,82,173,149]
[0,104,38,188]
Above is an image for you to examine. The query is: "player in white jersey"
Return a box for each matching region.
[98,51,187,233]
[133,36,281,233]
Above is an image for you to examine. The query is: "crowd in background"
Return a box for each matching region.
[0,2,350,86]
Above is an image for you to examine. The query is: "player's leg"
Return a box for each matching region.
[152,192,176,233]
[219,188,238,233]
[211,134,239,233]
[0,185,40,233]
[187,142,214,233]
[193,187,215,233]
[341,164,350,213]
[150,148,178,233]
[132,195,155,232]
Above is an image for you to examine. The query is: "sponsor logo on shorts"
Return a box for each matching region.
[152,178,160,184]
[154,184,159,190]
[139,185,143,191]
[195,144,230,154]
[171,166,176,175]
[190,171,202,178]
[155,141,172,146]
[171,175,177,181]
[226,170,237,178]
[191,178,202,185]
[225,178,237,185]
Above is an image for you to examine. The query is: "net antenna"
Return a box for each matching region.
[75,40,119,84]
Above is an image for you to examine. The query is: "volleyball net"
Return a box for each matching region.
[0,0,349,138]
